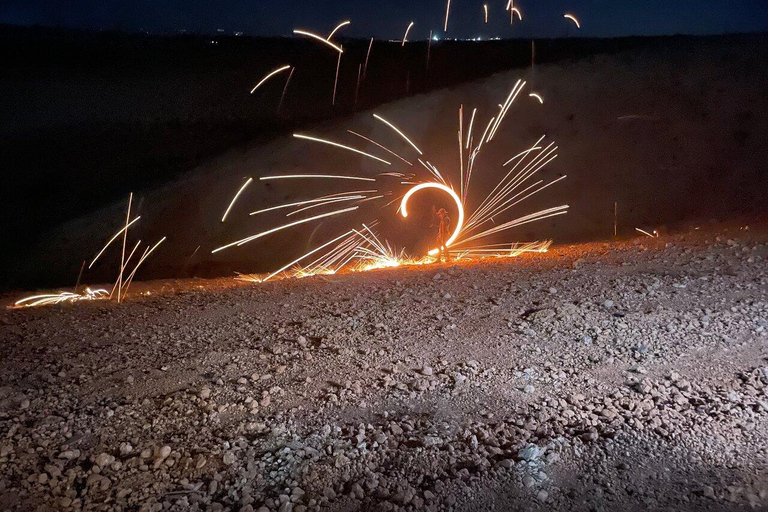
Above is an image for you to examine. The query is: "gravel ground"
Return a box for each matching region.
[1,223,767,512]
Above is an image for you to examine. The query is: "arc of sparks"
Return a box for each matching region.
[529,93,544,104]
[402,22,414,46]
[293,134,391,165]
[327,20,351,40]
[293,30,344,53]
[564,14,581,28]
[212,207,359,253]
[260,174,376,182]
[264,228,358,282]
[400,183,464,255]
[373,114,423,155]
[89,216,141,269]
[250,65,291,94]
[222,177,253,222]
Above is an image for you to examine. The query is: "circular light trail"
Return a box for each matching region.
[399,182,464,256]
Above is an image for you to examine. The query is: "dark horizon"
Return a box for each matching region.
[3,0,768,40]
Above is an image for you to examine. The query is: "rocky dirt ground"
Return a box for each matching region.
[1,223,767,512]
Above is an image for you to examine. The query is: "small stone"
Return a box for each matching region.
[524,384,536,394]
[95,453,114,468]
[421,366,434,376]
[604,300,614,308]
[536,490,549,502]
[119,442,133,456]
[222,452,236,466]
[58,450,80,460]
[199,388,212,400]
[518,444,544,461]
[155,446,171,461]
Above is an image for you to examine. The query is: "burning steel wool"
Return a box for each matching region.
[216,78,568,283]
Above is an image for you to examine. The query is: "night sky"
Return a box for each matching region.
[2,0,768,39]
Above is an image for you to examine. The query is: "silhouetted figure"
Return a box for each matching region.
[436,208,452,263]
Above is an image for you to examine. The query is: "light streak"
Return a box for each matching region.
[293,30,344,53]
[250,65,291,94]
[250,191,377,216]
[466,108,477,149]
[121,237,167,298]
[13,288,109,308]
[332,47,342,105]
[564,14,581,28]
[212,207,359,253]
[363,38,374,79]
[484,4,489,23]
[327,21,351,40]
[114,193,133,302]
[263,229,358,281]
[89,217,141,269]
[373,114,423,155]
[635,228,657,238]
[529,93,544,104]
[222,177,253,222]
[260,174,376,182]
[292,134,391,165]
[347,130,413,166]
[444,0,452,31]
[287,196,366,216]
[511,7,522,21]
[400,183,464,255]
[402,22,414,46]
[277,67,295,115]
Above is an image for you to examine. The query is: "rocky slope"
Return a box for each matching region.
[1,223,767,511]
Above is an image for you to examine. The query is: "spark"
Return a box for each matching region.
[263,229,358,282]
[528,93,544,104]
[250,191,377,216]
[121,237,167,299]
[260,174,376,183]
[511,7,522,21]
[488,79,525,141]
[347,130,413,166]
[89,217,141,269]
[465,108,477,149]
[444,0,452,31]
[212,207,359,253]
[564,14,581,28]
[400,182,464,255]
[327,21,351,40]
[484,4,489,23]
[332,47,342,105]
[373,114,423,155]
[292,134,391,165]
[287,196,366,216]
[293,30,344,53]
[277,67,295,114]
[363,38,374,79]
[13,288,109,308]
[250,65,291,94]
[222,177,253,222]
[402,22,414,46]
[635,228,658,238]
[114,193,133,302]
